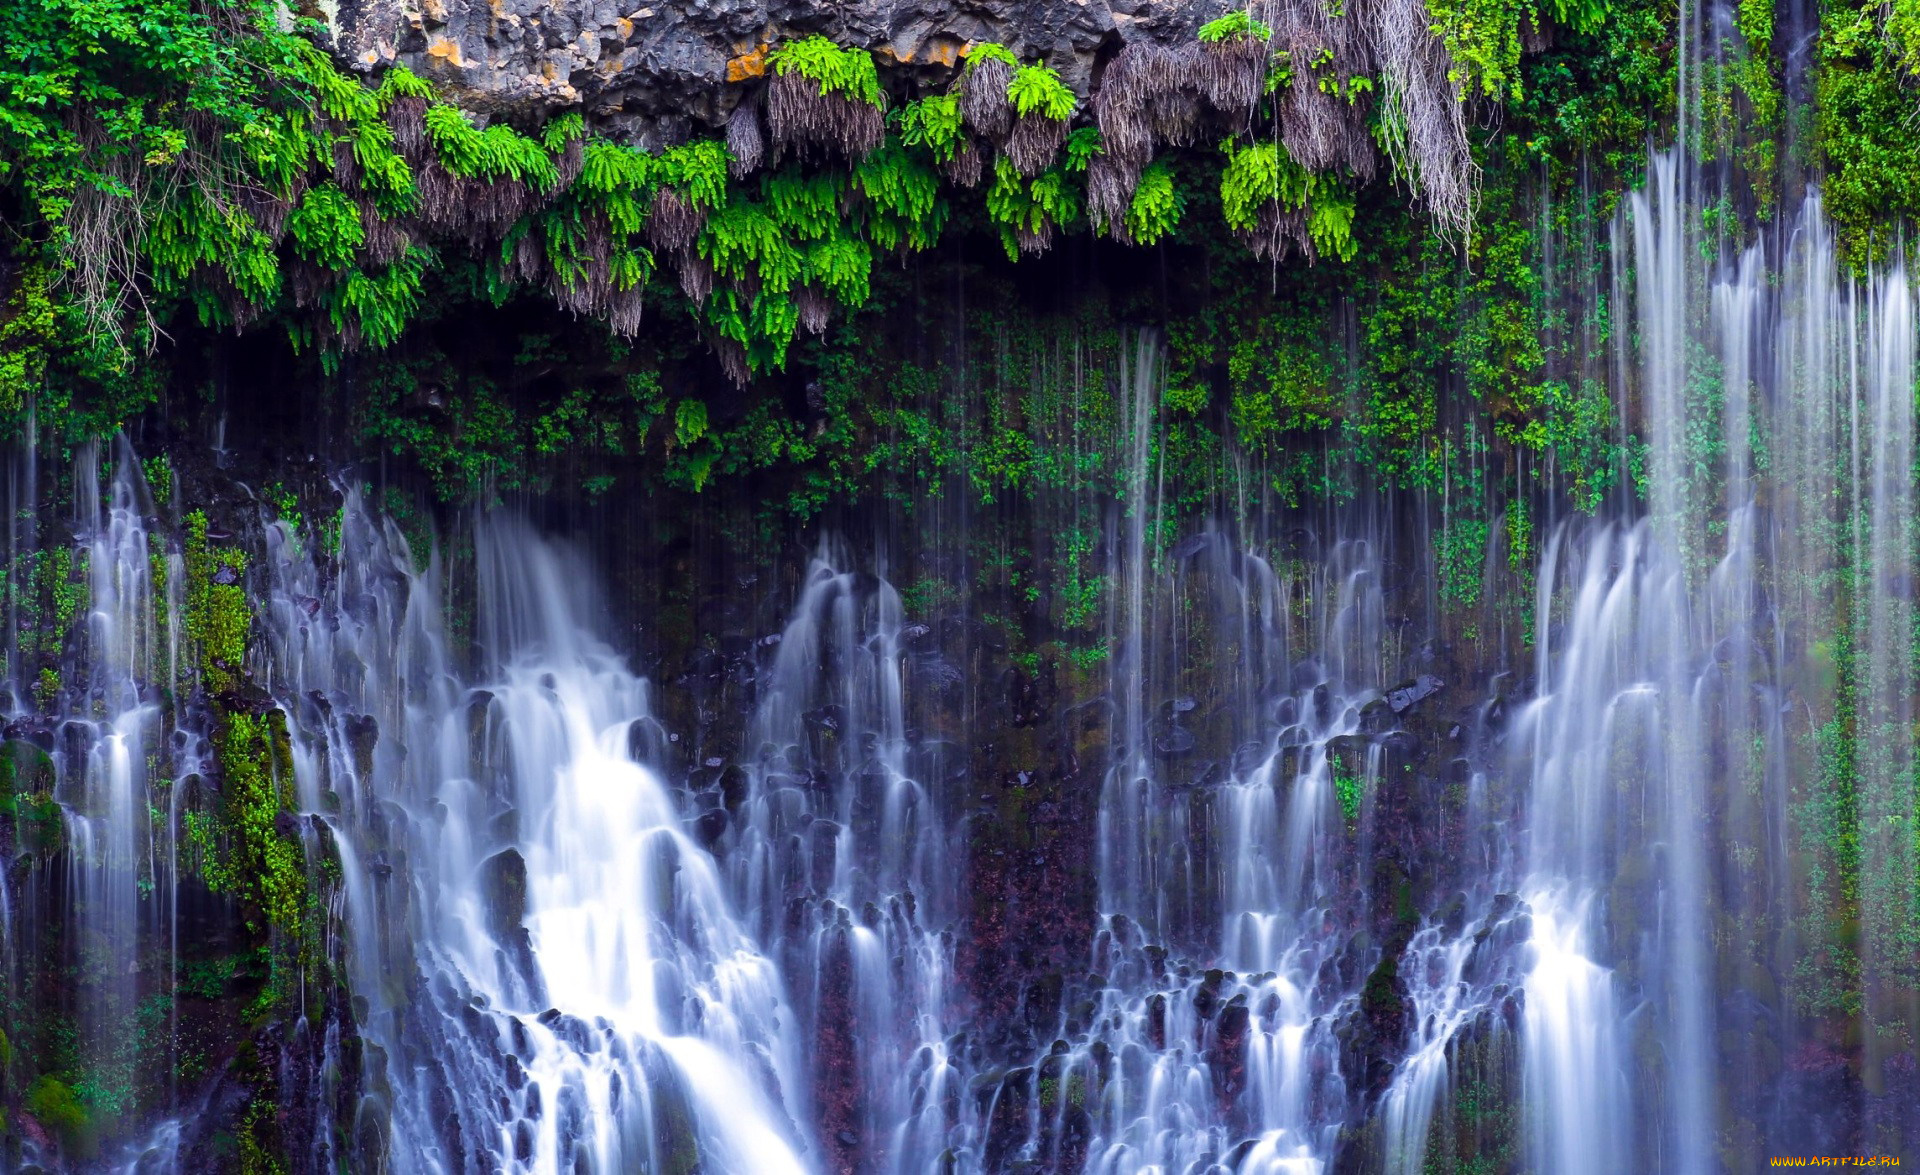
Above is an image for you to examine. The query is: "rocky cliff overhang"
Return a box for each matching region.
[323,0,1227,144]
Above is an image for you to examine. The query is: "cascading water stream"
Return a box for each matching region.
[254,502,815,1174]
[716,549,962,1175]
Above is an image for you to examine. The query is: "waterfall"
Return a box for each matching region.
[255,502,814,1174]
[3,162,1918,1175]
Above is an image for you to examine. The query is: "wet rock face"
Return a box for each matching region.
[325,0,1225,142]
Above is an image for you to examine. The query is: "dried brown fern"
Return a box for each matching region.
[726,100,766,177]
[1368,0,1477,242]
[795,283,833,335]
[646,187,705,254]
[943,140,986,188]
[676,251,715,305]
[766,71,884,158]
[1086,154,1142,242]
[959,56,1015,142]
[1005,113,1067,176]
[1196,34,1269,125]
[360,202,413,266]
[387,97,429,164]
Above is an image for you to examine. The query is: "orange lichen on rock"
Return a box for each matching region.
[728,43,770,81]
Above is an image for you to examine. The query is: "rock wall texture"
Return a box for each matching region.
[320,0,1231,143]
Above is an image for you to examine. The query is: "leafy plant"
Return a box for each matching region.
[1008,63,1076,120]
[767,35,883,106]
[1198,11,1274,42]
[286,184,365,270]
[896,96,966,161]
[963,41,1020,71]
[1219,139,1357,261]
[1124,159,1184,244]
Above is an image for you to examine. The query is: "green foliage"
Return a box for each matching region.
[423,103,561,189]
[1334,767,1363,824]
[895,96,965,162]
[1218,140,1356,261]
[1064,127,1103,171]
[206,710,305,935]
[1506,0,1671,180]
[184,509,249,693]
[767,35,883,106]
[855,141,948,251]
[1124,160,1185,244]
[358,347,688,500]
[1427,0,1536,99]
[1437,506,1491,609]
[0,264,54,415]
[1007,63,1076,121]
[26,1074,92,1155]
[658,140,732,210]
[286,184,364,270]
[985,156,1082,260]
[1815,0,1920,266]
[963,42,1020,70]
[1198,11,1273,42]
[673,398,708,447]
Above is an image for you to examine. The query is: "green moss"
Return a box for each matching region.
[200,709,306,937]
[1334,769,1364,825]
[184,509,250,693]
[26,1074,94,1156]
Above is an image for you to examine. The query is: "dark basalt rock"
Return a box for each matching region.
[324,0,1231,145]
[1386,673,1444,713]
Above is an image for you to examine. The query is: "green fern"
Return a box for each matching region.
[331,248,430,349]
[763,171,843,240]
[1008,63,1075,120]
[374,65,434,107]
[1064,127,1103,171]
[1219,139,1356,261]
[575,141,654,234]
[806,235,873,306]
[767,36,883,106]
[854,140,947,251]
[287,184,365,270]
[1124,160,1184,245]
[658,140,732,209]
[1306,192,1357,261]
[1198,11,1274,41]
[423,105,561,189]
[985,155,1080,260]
[963,41,1020,70]
[701,198,804,292]
[146,189,280,325]
[541,112,586,151]
[896,96,965,161]
[349,119,415,213]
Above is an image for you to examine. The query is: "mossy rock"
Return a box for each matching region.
[0,740,63,858]
[24,1075,95,1158]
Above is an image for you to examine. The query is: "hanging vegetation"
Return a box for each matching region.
[726,100,767,178]
[959,42,1020,142]
[765,36,887,158]
[1194,11,1273,122]
[1005,62,1077,175]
